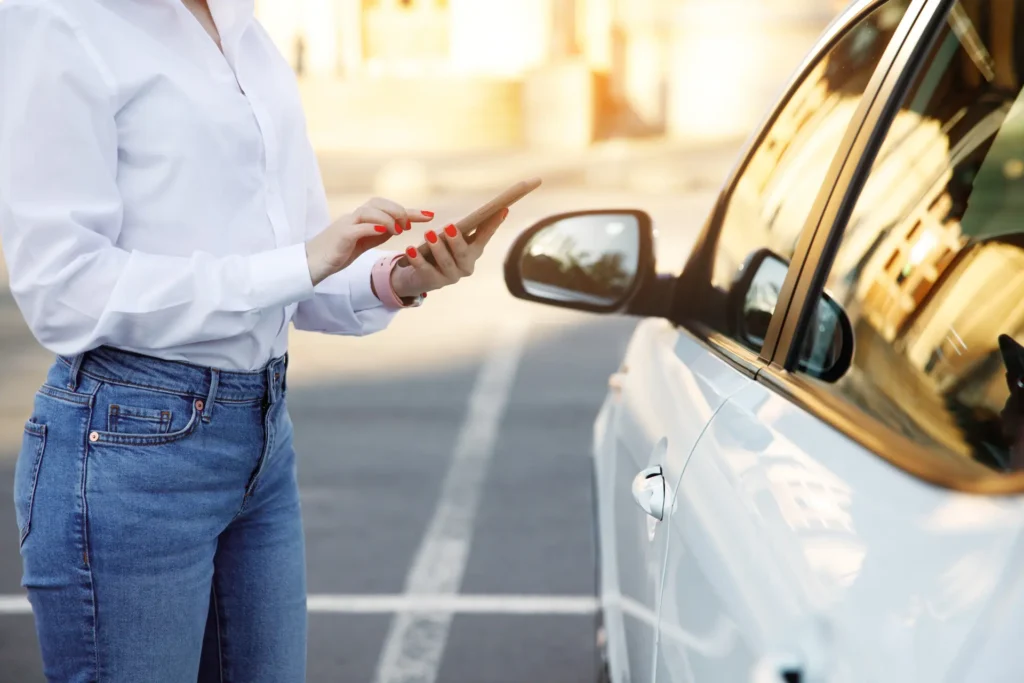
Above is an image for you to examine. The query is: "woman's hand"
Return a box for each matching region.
[390,208,508,299]
[305,197,433,286]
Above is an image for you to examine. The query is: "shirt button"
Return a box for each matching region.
[89,432,99,443]
[195,400,205,411]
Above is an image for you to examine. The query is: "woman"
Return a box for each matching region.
[0,1,505,681]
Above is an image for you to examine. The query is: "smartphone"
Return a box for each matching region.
[395,177,543,268]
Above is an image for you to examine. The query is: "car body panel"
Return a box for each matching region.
[594,319,752,682]
[655,381,1024,682]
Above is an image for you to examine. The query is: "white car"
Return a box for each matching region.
[504,1,1024,681]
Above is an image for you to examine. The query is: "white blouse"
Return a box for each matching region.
[0,0,395,371]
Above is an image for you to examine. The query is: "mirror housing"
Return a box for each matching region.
[504,210,657,314]
[729,248,854,382]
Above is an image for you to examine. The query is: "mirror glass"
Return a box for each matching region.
[741,254,788,347]
[520,213,641,307]
[740,252,850,380]
[800,297,846,377]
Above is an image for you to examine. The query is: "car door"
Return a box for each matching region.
[657,1,1024,681]
[601,4,921,681]
[598,317,754,683]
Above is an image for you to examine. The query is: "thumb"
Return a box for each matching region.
[472,208,509,248]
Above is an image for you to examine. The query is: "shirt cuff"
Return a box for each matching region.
[351,250,391,311]
[247,243,315,310]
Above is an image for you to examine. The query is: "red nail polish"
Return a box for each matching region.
[421,292,427,298]
[406,246,418,259]
[374,225,387,233]
[421,211,435,218]
[445,224,457,238]
[406,219,412,231]
[426,230,438,244]
[396,222,403,234]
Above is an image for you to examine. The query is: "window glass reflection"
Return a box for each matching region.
[711,0,911,298]
[802,0,1024,474]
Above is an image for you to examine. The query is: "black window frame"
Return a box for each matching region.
[755,0,1024,494]
[672,0,929,380]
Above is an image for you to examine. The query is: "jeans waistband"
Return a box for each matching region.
[58,347,288,405]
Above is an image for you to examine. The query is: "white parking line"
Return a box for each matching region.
[309,594,597,615]
[372,318,530,683]
[0,594,597,616]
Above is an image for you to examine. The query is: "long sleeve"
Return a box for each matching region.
[0,5,315,355]
[291,140,398,336]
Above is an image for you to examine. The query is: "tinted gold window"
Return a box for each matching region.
[800,0,1024,474]
[712,1,911,297]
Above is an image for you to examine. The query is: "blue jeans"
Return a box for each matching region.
[13,347,307,682]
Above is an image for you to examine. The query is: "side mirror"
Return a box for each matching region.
[730,248,854,382]
[504,210,655,313]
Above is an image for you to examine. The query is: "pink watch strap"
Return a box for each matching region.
[372,254,411,310]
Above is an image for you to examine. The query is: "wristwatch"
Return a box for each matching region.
[371,254,424,309]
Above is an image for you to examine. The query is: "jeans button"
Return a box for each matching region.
[195,400,205,411]
[89,432,99,442]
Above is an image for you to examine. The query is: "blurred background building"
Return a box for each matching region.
[256,0,850,152]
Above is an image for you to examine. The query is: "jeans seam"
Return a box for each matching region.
[17,425,47,546]
[213,584,225,683]
[59,350,272,378]
[82,400,100,682]
[39,384,94,407]
[66,367,265,405]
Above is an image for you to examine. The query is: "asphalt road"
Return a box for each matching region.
[0,187,715,682]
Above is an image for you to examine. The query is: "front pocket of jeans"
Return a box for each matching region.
[14,420,47,546]
[90,399,200,447]
[107,404,173,435]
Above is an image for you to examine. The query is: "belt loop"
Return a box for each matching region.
[66,353,85,391]
[266,363,279,405]
[203,369,220,423]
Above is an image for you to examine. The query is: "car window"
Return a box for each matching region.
[706,0,911,352]
[798,0,1024,473]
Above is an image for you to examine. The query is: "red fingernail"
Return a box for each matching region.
[406,218,413,232]
[422,211,435,218]
[396,222,403,234]
[421,292,427,298]
[374,225,388,233]
[445,224,457,238]
[426,230,438,244]
[406,246,418,259]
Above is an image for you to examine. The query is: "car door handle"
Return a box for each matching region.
[631,465,665,520]
[751,654,804,683]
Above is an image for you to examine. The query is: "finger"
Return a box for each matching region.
[471,207,508,250]
[406,209,435,224]
[426,227,462,283]
[365,198,435,231]
[351,222,394,258]
[402,244,444,292]
[350,222,399,244]
[365,197,408,224]
[440,224,473,276]
[351,206,405,235]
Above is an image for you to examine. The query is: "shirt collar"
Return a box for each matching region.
[153,0,254,55]
[205,0,255,46]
